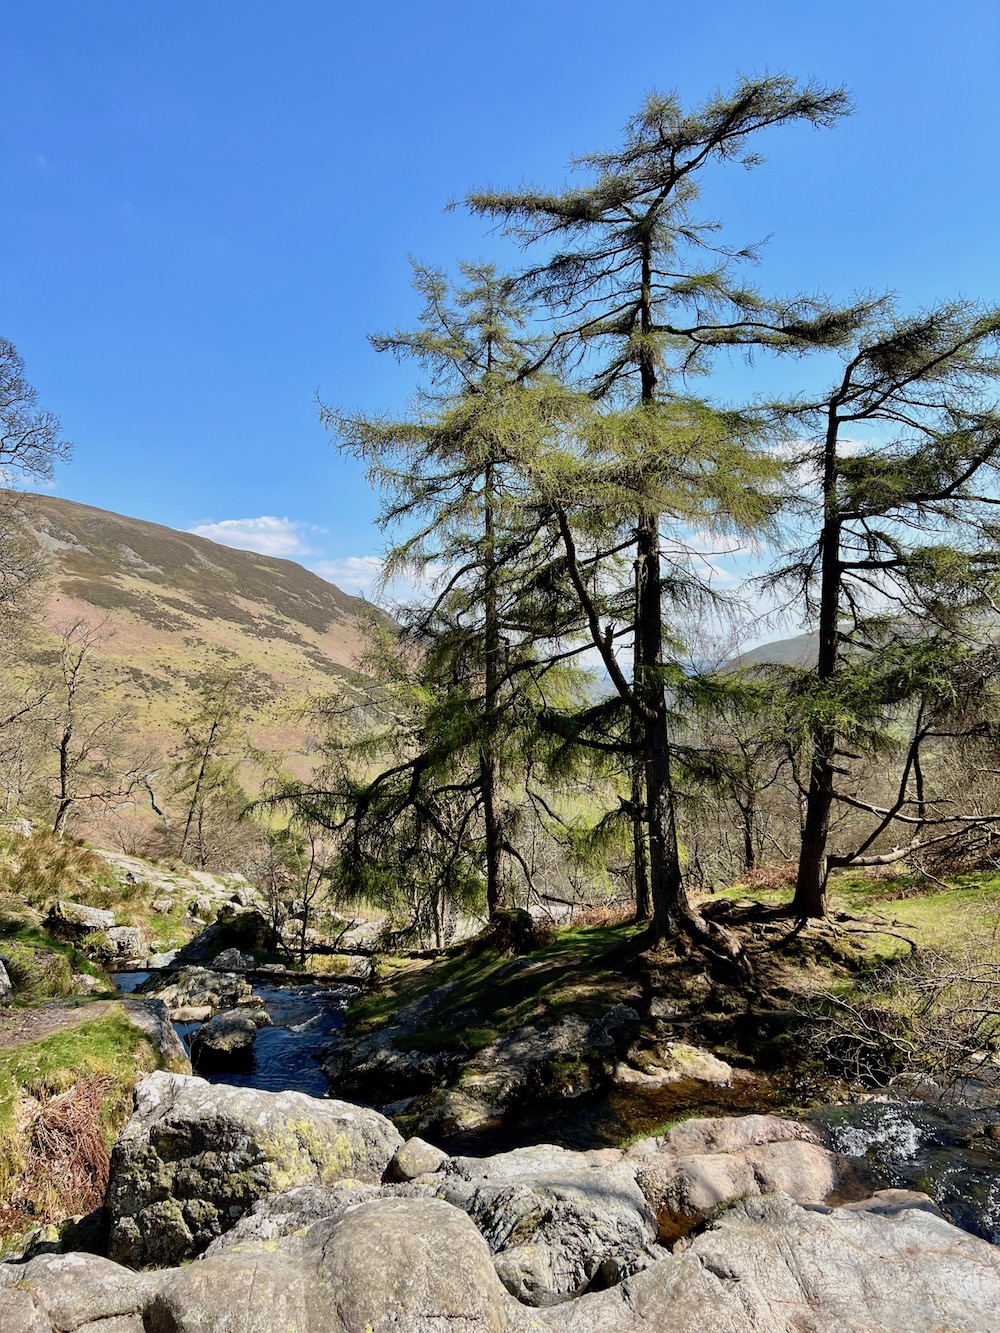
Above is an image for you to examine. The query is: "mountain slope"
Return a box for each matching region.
[16,492,378,769]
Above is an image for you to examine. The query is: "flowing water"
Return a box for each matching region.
[113,971,352,1098]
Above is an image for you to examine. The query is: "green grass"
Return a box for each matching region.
[353,921,643,1052]
[715,868,1000,960]
[0,1009,167,1239]
[0,918,109,999]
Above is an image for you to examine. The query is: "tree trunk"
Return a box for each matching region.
[481,460,507,919]
[793,411,841,918]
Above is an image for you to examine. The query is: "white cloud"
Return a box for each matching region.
[188,516,321,558]
[312,555,383,594]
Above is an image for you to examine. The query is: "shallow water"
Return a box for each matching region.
[113,971,350,1099]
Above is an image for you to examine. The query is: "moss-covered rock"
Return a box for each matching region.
[107,1071,403,1267]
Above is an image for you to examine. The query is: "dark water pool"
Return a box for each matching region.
[113,972,351,1099]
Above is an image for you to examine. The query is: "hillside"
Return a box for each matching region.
[15,491,379,773]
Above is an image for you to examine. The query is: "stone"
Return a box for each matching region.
[636,1115,862,1242]
[203,1183,382,1255]
[211,946,251,970]
[304,1196,523,1333]
[439,1151,658,1307]
[189,1007,270,1072]
[104,926,144,958]
[106,1071,404,1267]
[46,901,115,934]
[613,1042,733,1092]
[145,950,177,969]
[0,1252,163,1331]
[389,1135,449,1181]
[122,999,192,1073]
[0,959,12,1003]
[543,1191,1000,1332]
[150,898,174,915]
[146,1250,325,1333]
[135,964,255,1015]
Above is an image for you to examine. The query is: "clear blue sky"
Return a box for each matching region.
[3,0,999,595]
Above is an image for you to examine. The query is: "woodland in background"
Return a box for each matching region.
[4,77,1000,981]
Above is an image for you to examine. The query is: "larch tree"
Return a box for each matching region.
[316,263,588,924]
[464,75,872,961]
[765,300,1000,917]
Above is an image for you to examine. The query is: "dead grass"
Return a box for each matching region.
[13,1073,114,1220]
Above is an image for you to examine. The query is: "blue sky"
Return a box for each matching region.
[3,0,999,606]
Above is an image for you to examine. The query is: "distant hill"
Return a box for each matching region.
[733,631,818,668]
[15,492,380,774]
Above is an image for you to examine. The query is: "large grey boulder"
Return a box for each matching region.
[106,1071,403,1267]
[0,1251,164,1332]
[542,1191,1000,1332]
[46,901,115,935]
[135,964,256,1016]
[0,958,12,1003]
[634,1114,864,1242]
[439,1146,658,1306]
[103,925,145,958]
[303,1196,539,1332]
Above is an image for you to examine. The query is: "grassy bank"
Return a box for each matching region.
[0,1009,171,1247]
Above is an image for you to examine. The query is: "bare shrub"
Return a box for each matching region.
[800,921,1000,1088]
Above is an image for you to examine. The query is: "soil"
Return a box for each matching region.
[0,999,117,1050]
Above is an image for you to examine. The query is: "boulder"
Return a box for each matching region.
[542,1191,1000,1332]
[103,926,144,958]
[304,1196,532,1332]
[46,901,115,935]
[147,1249,326,1333]
[613,1041,734,1093]
[106,1071,404,1267]
[0,959,12,1003]
[135,964,256,1016]
[122,999,192,1073]
[439,1146,658,1307]
[389,1136,449,1181]
[634,1115,863,1242]
[211,947,252,971]
[446,1167,658,1307]
[0,1251,164,1332]
[189,1007,270,1071]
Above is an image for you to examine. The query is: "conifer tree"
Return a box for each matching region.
[766,300,1000,916]
[465,76,871,960]
[318,264,588,922]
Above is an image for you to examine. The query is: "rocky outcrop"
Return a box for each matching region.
[106,1071,403,1267]
[6,1188,1000,1332]
[439,1148,658,1306]
[631,1113,866,1242]
[45,902,115,935]
[135,964,256,1017]
[542,1190,1000,1332]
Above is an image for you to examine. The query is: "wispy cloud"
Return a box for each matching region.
[188,516,322,558]
[311,555,383,594]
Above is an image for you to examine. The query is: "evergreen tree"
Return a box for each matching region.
[316,264,589,923]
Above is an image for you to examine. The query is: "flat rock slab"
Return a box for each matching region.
[106,1071,403,1268]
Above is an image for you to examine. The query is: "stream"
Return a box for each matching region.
[113,970,353,1098]
[113,969,1000,1247]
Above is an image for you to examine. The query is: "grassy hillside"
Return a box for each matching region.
[16,491,381,775]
